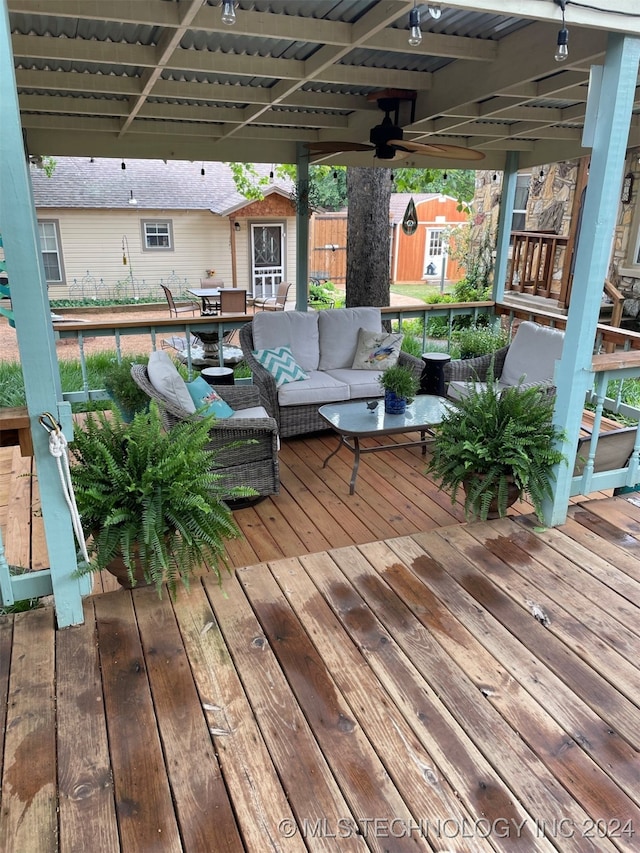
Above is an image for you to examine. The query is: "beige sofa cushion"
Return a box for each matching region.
[252,310,320,371]
[317,307,382,370]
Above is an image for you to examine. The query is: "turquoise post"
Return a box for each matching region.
[295,143,310,311]
[546,33,640,526]
[0,0,89,625]
[492,151,519,304]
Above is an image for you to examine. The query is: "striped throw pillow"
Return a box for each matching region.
[252,346,308,387]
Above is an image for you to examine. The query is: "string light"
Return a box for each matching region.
[554,0,569,62]
[428,4,442,19]
[221,1,236,26]
[201,163,205,176]
[121,160,126,170]
[408,3,422,46]
[128,190,137,205]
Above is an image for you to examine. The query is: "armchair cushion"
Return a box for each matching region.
[186,376,234,419]
[147,350,195,414]
[500,321,564,387]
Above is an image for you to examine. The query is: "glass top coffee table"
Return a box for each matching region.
[318,395,451,494]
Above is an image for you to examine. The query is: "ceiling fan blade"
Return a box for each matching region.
[306,141,374,154]
[389,140,485,161]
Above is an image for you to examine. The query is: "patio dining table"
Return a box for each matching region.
[187,287,220,315]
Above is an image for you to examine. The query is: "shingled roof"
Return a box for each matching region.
[29,158,292,213]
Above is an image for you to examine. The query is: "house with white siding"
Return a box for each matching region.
[29,157,296,301]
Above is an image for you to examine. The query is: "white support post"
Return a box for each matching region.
[295,143,310,311]
[545,33,640,526]
[0,0,88,626]
[492,151,519,304]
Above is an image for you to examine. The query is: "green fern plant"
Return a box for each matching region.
[427,371,567,521]
[70,402,254,596]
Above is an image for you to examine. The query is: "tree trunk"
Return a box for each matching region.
[346,166,392,307]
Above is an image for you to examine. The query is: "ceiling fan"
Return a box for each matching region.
[307,89,485,162]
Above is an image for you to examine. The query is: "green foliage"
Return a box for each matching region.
[392,168,475,204]
[448,225,495,298]
[70,402,253,597]
[427,372,566,522]
[227,162,269,200]
[378,363,420,400]
[102,357,150,418]
[50,297,159,307]
[400,333,423,358]
[454,324,509,359]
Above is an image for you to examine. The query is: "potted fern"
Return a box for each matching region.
[426,372,566,521]
[70,402,255,596]
[378,363,420,414]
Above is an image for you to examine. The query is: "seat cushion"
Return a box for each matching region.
[276,370,350,407]
[500,321,564,387]
[147,350,196,414]
[252,310,320,370]
[447,379,512,401]
[325,368,384,399]
[317,307,382,370]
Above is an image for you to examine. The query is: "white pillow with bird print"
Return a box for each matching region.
[351,328,403,370]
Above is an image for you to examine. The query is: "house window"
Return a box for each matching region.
[512,173,531,231]
[142,220,173,251]
[37,220,64,282]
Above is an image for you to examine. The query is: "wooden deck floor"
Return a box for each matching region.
[0,432,639,852]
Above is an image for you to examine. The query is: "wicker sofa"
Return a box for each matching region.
[131,362,280,499]
[239,306,424,438]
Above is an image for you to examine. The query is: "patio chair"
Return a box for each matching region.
[160,284,198,318]
[130,363,280,500]
[253,281,292,312]
[444,320,564,400]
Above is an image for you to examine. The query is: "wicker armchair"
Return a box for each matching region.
[444,321,564,400]
[130,364,279,499]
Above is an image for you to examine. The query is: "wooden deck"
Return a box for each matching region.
[0,433,639,852]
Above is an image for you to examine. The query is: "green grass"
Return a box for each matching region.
[390,283,452,302]
[0,352,255,408]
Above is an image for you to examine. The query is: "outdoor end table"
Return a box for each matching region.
[318,395,451,494]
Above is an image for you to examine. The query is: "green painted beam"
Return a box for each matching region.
[546,33,640,526]
[0,0,89,625]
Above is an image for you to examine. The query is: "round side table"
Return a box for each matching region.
[420,352,451,396]
[201,366,235,386]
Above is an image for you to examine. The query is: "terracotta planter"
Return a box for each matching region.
[384,390,407,414]
[104,549,151,589]
[463,474,521,519]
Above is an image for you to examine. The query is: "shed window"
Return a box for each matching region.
[142,220,173,251]
[37,220,63,283]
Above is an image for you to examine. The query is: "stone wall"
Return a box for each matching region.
[611,146,640,318]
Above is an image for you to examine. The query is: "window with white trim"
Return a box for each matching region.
[37,220,64,283]
[142,220,173,251]
[512,173,531,231]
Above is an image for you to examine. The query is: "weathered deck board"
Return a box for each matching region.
[0,608,57,853]
[56,600,119,853]
[1,449,639,851]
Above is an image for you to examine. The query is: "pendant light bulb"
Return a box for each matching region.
[121,160,126,170]
[554,27,569,62]
[221,1,236,26]
[408,6,422,47]
[428,4,442,20]
[128,190,137,205]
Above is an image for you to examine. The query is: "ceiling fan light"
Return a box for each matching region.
[428,4,442,20]
[221,1,236,26]
[408,7,422,46]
